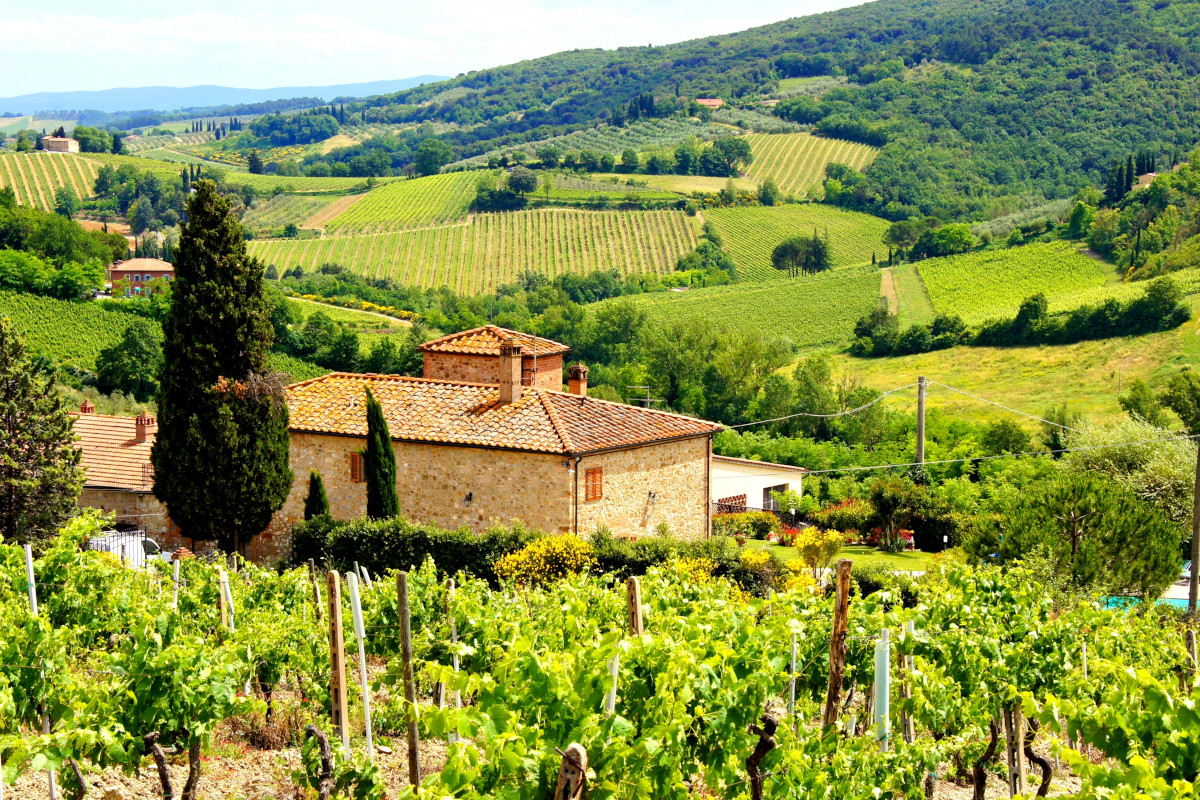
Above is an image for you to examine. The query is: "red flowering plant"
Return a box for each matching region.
[777,526,801,547]
[866,527,914,553]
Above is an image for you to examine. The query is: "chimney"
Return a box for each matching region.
[79,399,95,414]
[568,363,589,397]
[499,342,523,404]
[135,412,157,443]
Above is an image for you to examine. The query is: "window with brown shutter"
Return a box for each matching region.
[585,467,603,501]
[349,452,365,483]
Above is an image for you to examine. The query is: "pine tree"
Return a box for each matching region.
[303,470,330,520]
[363,386,398,519]
[151,180,292,554]
[0,317,85,544]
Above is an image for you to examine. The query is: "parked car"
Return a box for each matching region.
[86,530,171,568]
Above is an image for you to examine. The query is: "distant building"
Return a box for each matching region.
[108,258,174,295]
[42,136,79,153]
[695,98,725,109]
[710,455,808,513]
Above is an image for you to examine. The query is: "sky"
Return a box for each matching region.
[1,0,867,97]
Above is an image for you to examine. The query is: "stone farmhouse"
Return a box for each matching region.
[270,325,724,540]
[108,258,175,295]
[71,324,807,563]
[42,136,79,153]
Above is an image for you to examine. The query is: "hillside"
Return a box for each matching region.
[357,0,1200,220]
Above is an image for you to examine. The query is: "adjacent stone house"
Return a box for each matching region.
[73,404,172,538]
[272,327,723,540]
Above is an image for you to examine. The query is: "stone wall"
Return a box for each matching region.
[422,352,563,390]
[575,437,711,540]
[80,488,170,535]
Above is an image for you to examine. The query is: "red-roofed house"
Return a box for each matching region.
[73,405,174,538]
[269,327,723,539]
[695,98,724,109]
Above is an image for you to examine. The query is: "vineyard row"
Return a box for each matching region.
[0,152,100,212]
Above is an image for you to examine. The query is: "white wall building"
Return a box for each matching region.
[710,455,808,512]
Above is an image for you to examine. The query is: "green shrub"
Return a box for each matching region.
[712,511,783,540]
[850,562,917,608]
[291,515,541,584]
[587,528,775,593]
[810,498,873,533]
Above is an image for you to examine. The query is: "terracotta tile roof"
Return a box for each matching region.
[109,258,174,273]
[286,373,722,455]
[72,414,156,492]
[417,325,570,357]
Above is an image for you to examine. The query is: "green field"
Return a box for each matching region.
[916,242,1109,324]
[242,195,341,234]
[824,294,1200,426]
[589,173,759,194]
[743,133,878,197]
[891,263,936,327]
[0,152,101,211]
[326,172,477,232]
[706,204,891,281]
[0,116,31,136]
[1045,267,1200,313]
[79,153,399,194]
[251,208,698,293]
[121,132,212,153]
[0,292,147,369]
[623,267,881,347]
[268,351,329,383]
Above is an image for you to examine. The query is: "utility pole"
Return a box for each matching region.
[916,376,926,465]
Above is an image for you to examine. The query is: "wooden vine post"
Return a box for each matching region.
[1187,629,1197,683]
[171,558,181,610]
[398,571,421,790]
[823,559,852,729]
[1002,704,1027,797]
[626,577,643,636]
[553,743,588,800]
[308,559,322,623]
[900,620,916,744]
[346,572,374,762]
[326,570,349,754]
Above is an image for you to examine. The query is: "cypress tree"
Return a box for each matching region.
[363,386,399,519]
[303,470,330,520]
[1125,154,1136,193]
[0,317,85,544]
[151,180,293,554]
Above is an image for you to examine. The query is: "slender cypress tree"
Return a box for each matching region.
[151,180,293,554]
[1125,154,1136,193]
[303,470,330,520]
[363,386,399,519]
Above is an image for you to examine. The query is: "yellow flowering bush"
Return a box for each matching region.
[793,528,847,579]
[781,560,817,593]
[672,557,716,584]
[494,535,594,587]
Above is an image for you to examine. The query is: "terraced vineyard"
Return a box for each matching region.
[743,133,879,196]
[122,131,213,153]
[706,204,892,280]
[917,242,1109,324]
[448,117,731,169]
[0,292,149,368]
[326,172,477,232]
[0,152,100,211]
[242,194,342,233]
[250,208,697,293]
[623,266,881,347]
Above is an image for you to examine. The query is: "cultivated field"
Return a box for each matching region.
[0,152,100,211]
[326,172,477,232]
[122,131,214,153]
[623,266,881,347]
[916,242,1109,324]
[250,208,698,294]
[241,195,342,234]
[743,133,878,196]
[447,117,732,169]
[0,292,148,368]
[706,204,892,280]
[588,173,759,194]
[79,153,402,194]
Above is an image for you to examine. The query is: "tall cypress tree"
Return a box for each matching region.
[363,386,398,519]
[1125,154,1136,193]
[151,180,293,554]
[304,470,330,520]
[0,318,85,545]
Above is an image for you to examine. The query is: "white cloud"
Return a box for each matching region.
[0,0,864,96]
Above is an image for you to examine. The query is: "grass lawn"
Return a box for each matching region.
[746,541,936,570]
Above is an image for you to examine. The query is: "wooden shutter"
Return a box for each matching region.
[585,467,603,501]
[349,452,363,483]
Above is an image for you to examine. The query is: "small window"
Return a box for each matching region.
[585,467,603,501]
[349,452,365,483]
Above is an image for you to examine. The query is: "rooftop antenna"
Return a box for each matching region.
[625,385,663,408]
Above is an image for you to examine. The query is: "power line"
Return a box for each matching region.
[725,383,918,429]
[927,380,1082,432]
